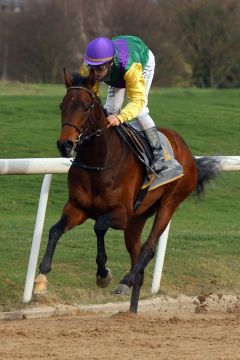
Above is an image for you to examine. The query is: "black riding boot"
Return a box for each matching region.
[144,126,169,172]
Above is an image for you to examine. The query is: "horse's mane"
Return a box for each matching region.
[71,72,105,113]
[71,72,89,87]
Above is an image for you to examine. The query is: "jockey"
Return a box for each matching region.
[83,35,174,173]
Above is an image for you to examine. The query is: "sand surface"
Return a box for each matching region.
[1,294,240,360]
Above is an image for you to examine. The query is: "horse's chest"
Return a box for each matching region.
[73,189,113,215]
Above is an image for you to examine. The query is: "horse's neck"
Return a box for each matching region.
[97,106,108,130]
[94,106,122,150]
[76,108,123,163]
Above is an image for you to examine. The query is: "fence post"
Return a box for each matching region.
[23,174,52,303]
[151,220,171,294]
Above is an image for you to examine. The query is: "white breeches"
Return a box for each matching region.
[104,50,156,130]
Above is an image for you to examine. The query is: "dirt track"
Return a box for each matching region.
[1,294,240,360]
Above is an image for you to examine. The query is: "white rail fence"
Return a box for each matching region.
[0,156,240,303]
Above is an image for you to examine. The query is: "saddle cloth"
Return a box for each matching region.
[127,120,184,191]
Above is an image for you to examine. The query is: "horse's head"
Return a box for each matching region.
[57,69,100,157]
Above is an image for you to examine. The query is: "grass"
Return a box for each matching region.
[0,81,240,311]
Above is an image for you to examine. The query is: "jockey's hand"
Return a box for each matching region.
[107,114,121,128]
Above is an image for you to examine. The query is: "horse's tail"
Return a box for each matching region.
[194,157,220,197]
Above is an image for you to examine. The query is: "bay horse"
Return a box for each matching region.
[35,71,218,313]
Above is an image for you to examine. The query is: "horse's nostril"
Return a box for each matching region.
[57,140,74,157]
[65,141,73,151]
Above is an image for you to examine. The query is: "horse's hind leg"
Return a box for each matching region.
[115,215,147,295]
[122,195,187,313]
[33,201,87,295]
[94,214,112,288]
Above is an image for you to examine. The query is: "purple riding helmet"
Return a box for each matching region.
[84,37,115,65]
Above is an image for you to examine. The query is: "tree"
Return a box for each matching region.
[0,7,16,79]
[174,0,240,88]
[82,0,190,86]
[9,0,83,82]
[3,0,239,87]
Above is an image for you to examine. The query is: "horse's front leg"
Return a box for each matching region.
[94,214,112,288]
[94,206,130,288]
[33,201,87,295]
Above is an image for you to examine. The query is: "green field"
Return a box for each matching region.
[0,81,239,312]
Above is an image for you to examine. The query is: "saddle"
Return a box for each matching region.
[115,122,154,174]
[116,120,184,210]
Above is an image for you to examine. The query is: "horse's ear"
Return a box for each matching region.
[63,67,72,88]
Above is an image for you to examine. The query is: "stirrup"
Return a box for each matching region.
[154,158,179,173]
[153,161,168,172]
[161,159,179,172]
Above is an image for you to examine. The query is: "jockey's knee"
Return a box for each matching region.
[137,113,155,130]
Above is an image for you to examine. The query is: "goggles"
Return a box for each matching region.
[87,62,112,72]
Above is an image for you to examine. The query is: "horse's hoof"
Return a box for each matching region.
[96,269,112,288]
[114,283,130,295]
[33,274,48,295]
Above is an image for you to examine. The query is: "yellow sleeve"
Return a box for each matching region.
[117,63,145,123]
[79,63,100,96]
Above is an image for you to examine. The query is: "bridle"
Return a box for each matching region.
[61,86,97,142]
[61,85,126,171]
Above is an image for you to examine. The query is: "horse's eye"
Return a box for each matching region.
[84,103,91,111]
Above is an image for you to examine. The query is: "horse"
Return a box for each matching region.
[34,70,219,313]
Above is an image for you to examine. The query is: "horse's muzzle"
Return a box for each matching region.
[57,140,74,158]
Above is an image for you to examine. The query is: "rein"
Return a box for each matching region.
[64,85,126,172]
